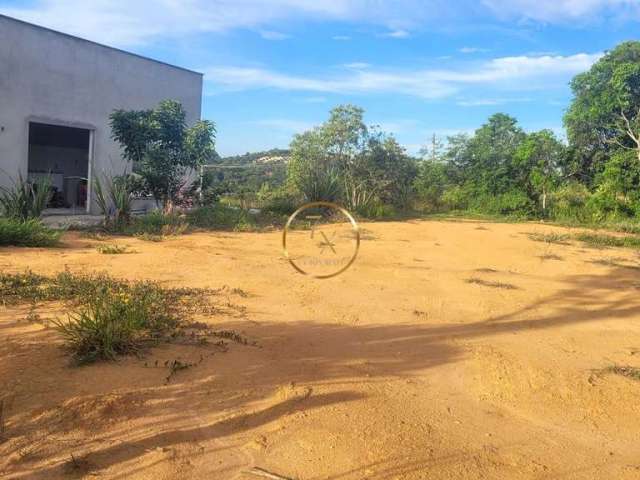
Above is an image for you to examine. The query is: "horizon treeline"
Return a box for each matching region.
[204,40,640,223]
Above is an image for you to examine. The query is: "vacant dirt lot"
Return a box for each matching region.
[1,220,639,479]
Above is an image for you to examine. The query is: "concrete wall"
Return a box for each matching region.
[0,15,203,213]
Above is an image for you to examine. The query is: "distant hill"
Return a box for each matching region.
[213,149,290,166]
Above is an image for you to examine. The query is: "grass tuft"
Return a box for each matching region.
[97,244,133,255]
[574,232,640,249]
[0,218,61,247]
[465,277,518,290]
[603,365,640,382]
[53,283,178,363]
[538,253,563,261]
[0,270,246,363]
[527,232,570,245]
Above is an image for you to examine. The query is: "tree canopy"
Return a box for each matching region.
[110,100,216,210]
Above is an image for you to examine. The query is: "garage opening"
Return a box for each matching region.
[27,122,91,213]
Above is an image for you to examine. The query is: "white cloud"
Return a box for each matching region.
[250,118,314,133]
[0,0,437,46]
[332,35,352,41]
[459,47,490,54]
[298,96,328,103]
[482,0,640,23]
[456,97,531,107]
[259,30,291,40]
[380,29,410,38]
[203,52,602,99]
[343,62,371,69]
[1,0,638,49]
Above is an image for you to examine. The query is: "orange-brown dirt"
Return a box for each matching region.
[1,220,639,479]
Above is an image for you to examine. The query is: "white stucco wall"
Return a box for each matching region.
[0,15,203,213]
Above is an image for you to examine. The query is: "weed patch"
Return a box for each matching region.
[538,253,564,261]
[527,232,570,245]
[465,277,518,290]
[0,218,61,247]
[0,270,247,363]
[97,244,134,255]
[603,365,640,382]
[575,233,640,249]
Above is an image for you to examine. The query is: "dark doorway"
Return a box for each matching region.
[28,122,90,211]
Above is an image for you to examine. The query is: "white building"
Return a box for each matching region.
[0,14,203,214]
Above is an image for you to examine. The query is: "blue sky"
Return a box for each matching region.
[1,1,639,156]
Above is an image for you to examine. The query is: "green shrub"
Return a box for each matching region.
[257,184,300,215]
[1,271,216,363]
[0,270,127,305]
[0,174,51,220]
[97,244,133,254]
[124,211,188,236]
[548,182,593,222]
[574,232,640,249]
[134,232,164,242]
[188,204,255,231]
[0,218,61,247]
[472,190,534,217]
[441,185,470,211]
[53,283,179,363]
[93,173,134,227]
[356,202,397,219]
[528,232,570,244]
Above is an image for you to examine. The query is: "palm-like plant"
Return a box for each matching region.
[0,173,51,221]
[93,173,134,227]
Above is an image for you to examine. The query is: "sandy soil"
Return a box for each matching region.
[1,219,639,479]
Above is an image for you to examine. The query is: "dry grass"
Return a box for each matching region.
[604,365,640,382]
[465,277,518,290]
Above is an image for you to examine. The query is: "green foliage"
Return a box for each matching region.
[288,104,417,211]
[574,232,640,249]
[93,173,135,227]
[460,113,526,196]
[187,204,255,231]
[96,244,133,255]
[53,284,178,363]
[355,201,397,219]
[218,148,289,166]
[527,232,570,244]
[288,128,342,202]
[548,182,593,222]
[514,129,566,214]
[0,218,61,247]
[587,150,640,220]
[124,211,188,236]
[0,270,128,305]
[0,174,51,221]
[564,41,640,184]
[110,100,216,210]
[2,271,215,363]
[414,160,450,211]
[256,184,300,215]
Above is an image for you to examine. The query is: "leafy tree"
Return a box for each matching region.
[514,130,566,214]
[458,113,526,195]
[288,127,341,202]
[287,104,417,211]
[414,159,450,211]
[110,100,216,211]
[564,41,640,183]
[419,133,445,162]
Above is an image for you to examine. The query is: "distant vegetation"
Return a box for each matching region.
[2,41,639,247]
[218,148,290,165]
[198,41,640,225]
[414,41,640,223]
